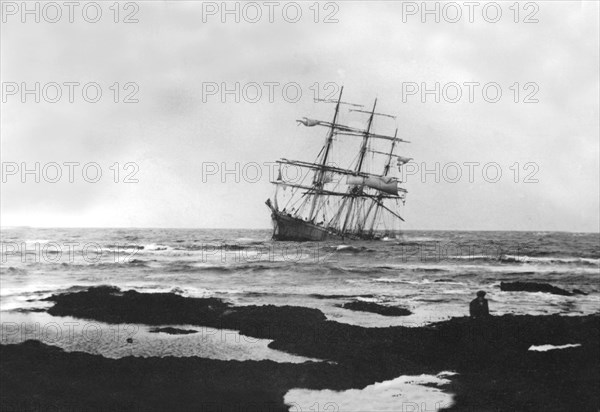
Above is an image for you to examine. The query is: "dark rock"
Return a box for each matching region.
[309,293,375,300]
[44,285,233,325]
[0,340,339,412]
[149,327,198,335]
[572,289,588,295]
[500,281,573,296]
[336,301,412,316]
[10,308,46,313]
[43,286,326,345]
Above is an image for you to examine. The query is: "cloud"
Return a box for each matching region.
[1,1,598,231]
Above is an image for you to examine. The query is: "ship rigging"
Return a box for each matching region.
[265,87,412,241]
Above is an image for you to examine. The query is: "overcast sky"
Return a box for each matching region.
[1,1,598,232]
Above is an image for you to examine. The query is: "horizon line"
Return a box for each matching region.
[1,226,599,234]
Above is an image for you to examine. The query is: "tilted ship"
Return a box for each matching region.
[265,87,411,241]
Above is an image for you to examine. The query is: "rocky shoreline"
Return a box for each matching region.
[500,281,588,296]
[335,300,412,316]
[1,286,598,411]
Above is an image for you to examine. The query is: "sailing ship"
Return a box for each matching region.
[265,87,411,241]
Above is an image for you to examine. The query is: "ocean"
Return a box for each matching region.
[2,228,598,323]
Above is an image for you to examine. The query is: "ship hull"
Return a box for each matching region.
[270,210,342,241]
[265,199,388,241]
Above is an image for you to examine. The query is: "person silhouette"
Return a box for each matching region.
[469,290,490,319]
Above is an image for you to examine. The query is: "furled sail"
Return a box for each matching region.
[313,171,336,185]
[296,117,321,127]
[322,171,336,183]
[346,175,399,196]
[397,156,412,165]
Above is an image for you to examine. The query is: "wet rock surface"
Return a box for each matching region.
[336,301,412,316]
[500,281,576,296]
[148,327,198,335]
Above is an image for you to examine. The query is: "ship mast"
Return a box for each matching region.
[364,128,398,235]
[307,87,344,221]
[340,99,377,234]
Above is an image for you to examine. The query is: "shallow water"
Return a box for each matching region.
[0,311,318,363]
[284,372,457,411]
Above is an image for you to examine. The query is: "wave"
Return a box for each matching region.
[104,243,145,250]
[324,245,374,253]
[162,262,236,273]
[500,255,599,266]
[396,241,436,247]
[219,242,271,251]
[170,242,269,252]
[166,262,296,274]
[373,277,433,285]
[445,254,599,266]
[0,266,28,275]
[143,244,172,251]
[34,284,379,302]
[399,236,440,242]
[107,284,215,298]
[234,237,268,245]
[413,267,449,273]
[127,259,149,267]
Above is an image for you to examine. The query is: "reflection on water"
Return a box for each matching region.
[284,372,457,412]
[0,311,319,363]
